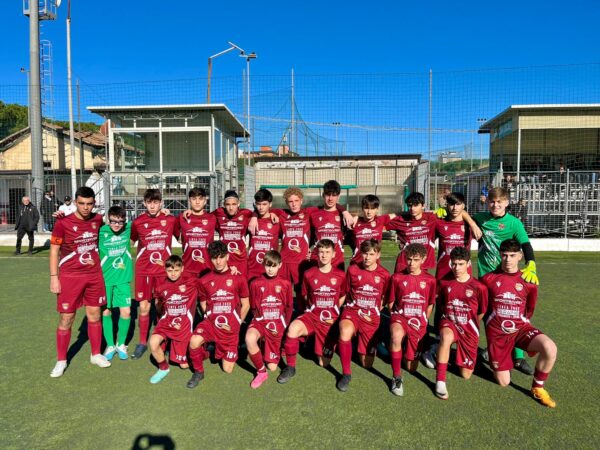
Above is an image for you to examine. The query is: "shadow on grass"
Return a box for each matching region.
[131,434,175,450]
[66,317,88,364]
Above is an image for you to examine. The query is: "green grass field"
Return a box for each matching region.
[1,244,599,449]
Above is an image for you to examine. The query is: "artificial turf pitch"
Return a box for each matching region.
[1,244,599,449]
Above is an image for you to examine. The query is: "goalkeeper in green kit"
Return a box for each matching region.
[99,206,133,360]
[474,186,539,375]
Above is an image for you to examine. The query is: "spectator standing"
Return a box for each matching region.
[41,191,58,231]
[470,193,488,213]
[15,196,40,255]
[58,196,76,216]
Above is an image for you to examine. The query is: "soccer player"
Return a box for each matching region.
[213,190,253,278]
[175,187,216,278]
[337,239,391,392]
[130,189,178,360]
[277,239,346,384]
[247,189,281,281]
[386,243,436,396]
[474,186,539,375]
[349,194,395,265]
[187,241,250,388]
[481,239,557,408]
[309,180,352,271]
[49,186,110,377]
[434,246,488,400]
[246,250,293,388]
[388,192,480,274]
[99,205,133,361]
[148,255,198,384]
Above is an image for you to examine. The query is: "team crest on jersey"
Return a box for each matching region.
[421,220,427,225]
[73,226,78,231]
[144,223,148,228]
[163,290,168,296]
[314,279,318,284]
[260,286,265,292]
[374,276,381,284]
[137,292,143,298]
[444,226,448,231]
[226,279,233,287]
[498,223,505,230]
[238,216,244,221]
[161,220,167,227]
[267,223,273,229]
[210,281,215,287]
[371,221,376,227]
[461,225,465,232]
[92,223,97,229]
[358,275,362,281]
[515,283,523,292]
[299,213,304,219]
[202,219,208,225]
[496,281,501,287]
[62,303,69,310]
[420,281,426,289]
[466,289,473,297]
[447,287,452,292]
[179,285,187,293]
[403,281,408,287]
[331,278,337,285]
[335,216,340,222]
[275,285,282,293]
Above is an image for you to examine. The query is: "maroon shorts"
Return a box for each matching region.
[340,308,380,356]
[248,319,286,364]
[486,324,543,372]
[390,314,427,361]
[57,274,106,313]
[439,318,479,369]
[297,311,339,357]
[134,274,164,302]
[193,319,240,362]
[153,319,193,364]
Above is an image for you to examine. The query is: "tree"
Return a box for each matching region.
[0,102,28,140]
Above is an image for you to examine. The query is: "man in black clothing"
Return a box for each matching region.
[15,196,40,255]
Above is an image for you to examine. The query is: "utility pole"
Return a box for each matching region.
[66,0,77,195]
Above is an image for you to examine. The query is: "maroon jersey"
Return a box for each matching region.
[198,270,250,330]
[481,271,538,334]
[439,277,487,334]
[388,272,437,330]
[131,213,177,276]
[310,208,345,266]
[213,207,252,267]
[435,218,472,280]
[249,275,294,330]
[345,263,391,318]
[301,266,347,322]
[273,206,318,264]
[51,213,103,276]
[247,217,281,278]
[155,274,199,336]
[350,215,392,264]
[175,212,217,276]
[388,212,437,272]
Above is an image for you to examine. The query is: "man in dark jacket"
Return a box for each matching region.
[15,196,40,255]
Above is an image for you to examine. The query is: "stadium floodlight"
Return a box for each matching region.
[207,41,254,104]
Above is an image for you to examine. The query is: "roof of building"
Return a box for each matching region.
[87,104,248,137]
[253,154,421,163]
[0,123,107,153]
[479,104,600,132]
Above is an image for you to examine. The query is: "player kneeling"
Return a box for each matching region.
[337,239,391,392]
[434,247,488,400]
[387,244,436,396]
[246,251,293,388]
[148,255,198,384]
[186,241,250,388]
[482,239,558,408]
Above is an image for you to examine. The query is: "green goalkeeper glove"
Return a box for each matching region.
[434,207,447,218]
[521,260,539,285]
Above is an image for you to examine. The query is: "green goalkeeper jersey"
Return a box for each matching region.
[99,222,133,286]
[474,212,530,277]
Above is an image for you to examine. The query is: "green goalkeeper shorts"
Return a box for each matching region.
[106,283,132,309]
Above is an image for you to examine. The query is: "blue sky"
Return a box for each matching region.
[2,0,600,156]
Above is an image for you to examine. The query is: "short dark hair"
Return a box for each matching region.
[446,192,465,206]
[108,205,126,220]
[406,192,425,206]
[449,246,470,262]
[404,243,427,259]
[361,194,380,209]
[144,189,162,202]
[165,255,183,269]
[188,187,207,198]
[208,241,228,258]
[360,239,381,254]
[323,180,341,196]
[75,186,95,200]
[224,190,239,202]
[499,239,522,253]
[316,239,335,250]
[254,188,273,203]
[263,250,282,267]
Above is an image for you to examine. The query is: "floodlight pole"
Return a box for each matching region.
[20,68,30,126]
[241,52,257,164]
[66,0,77,195]
[207,41,246,103]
